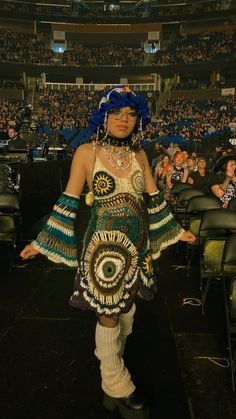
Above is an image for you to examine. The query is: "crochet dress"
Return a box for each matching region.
[70,154,154,316]
[32,152,184,318]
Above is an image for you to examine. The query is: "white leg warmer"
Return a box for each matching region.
[95,322,135,398]
[119,303,136,357]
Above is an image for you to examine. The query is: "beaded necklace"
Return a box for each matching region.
[103,135,134,171]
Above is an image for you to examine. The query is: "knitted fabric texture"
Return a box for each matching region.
[32,193,80,267]
[95,322,135,398]
[147,191,184,260]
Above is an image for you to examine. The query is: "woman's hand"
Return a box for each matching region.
[179,230,196,243]
[20,244,40,260]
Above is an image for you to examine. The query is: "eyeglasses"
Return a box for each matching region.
[108,109,137,120]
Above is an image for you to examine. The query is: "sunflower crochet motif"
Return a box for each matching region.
[92,171,116,197]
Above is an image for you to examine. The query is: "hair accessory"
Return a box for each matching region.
[71,86,150,148]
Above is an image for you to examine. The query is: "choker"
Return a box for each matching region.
[102,135,132,148]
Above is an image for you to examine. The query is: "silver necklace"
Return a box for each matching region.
[104,143,133,171]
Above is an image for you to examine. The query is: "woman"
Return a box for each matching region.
[20,86,195,418]
[155,153,171,200]
[166,151,189,190]
[187,156,211,194]
[210,157,236,208]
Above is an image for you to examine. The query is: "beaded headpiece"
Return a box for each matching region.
[71,86,150,147]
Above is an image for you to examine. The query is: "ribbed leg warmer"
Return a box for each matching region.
[119,303,136,357]
[95,322,136,398]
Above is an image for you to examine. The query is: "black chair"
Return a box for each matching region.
[229,198,236,211]
[221,234,236,391]
[199,209,236,314]
[173,188,206,227]
[185,196,222,277]
[169,183,192,208]
[0,193,21,270]
[170,182,192,197]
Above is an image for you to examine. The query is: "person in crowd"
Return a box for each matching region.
[187,156,211,193]
[7,127,27,149]
[19,86,195,418]
[166,142,181,159]
[155,153,172,200]
[182,150,189,166]
[187,156,197,174]
[166,151,189,190]
[150,142,165,173]
[210,156,236,208]
[210,144,224,166]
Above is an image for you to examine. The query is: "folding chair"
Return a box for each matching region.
[185,196,221,278]
[0,193,21,270]
[169,182,192,209]
[199,209,236,315]
[229,198,236,211]
[173,188,206,227]
[221,234,236,390]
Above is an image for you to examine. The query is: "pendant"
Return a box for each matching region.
[85,191,95,206]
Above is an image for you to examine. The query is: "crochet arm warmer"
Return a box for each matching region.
[147,191,185,260]
[32,193,80,267]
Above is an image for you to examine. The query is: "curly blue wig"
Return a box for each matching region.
[71,86,150,147]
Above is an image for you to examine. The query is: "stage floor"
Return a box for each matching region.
[0,241,235,419]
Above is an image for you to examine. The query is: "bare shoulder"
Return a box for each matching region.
[74,142,94,157]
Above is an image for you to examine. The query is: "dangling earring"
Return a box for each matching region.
[131,118,143,148]
[102,112,109,142]
[139,117,144,140]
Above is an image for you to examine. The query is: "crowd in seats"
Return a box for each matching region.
[0,30,235,67]
[1,88,235,152]
[174,78,236,90]
[212,79,236,88]
[0,31,53,65]
[35,90,236,150]
[36,89,101,135]
[0,97,26,133]
[0,1,70,16]
[151,145,236,209]
[0,80,24,89]
[62,42,145,66]
[174,79,211,90]
[0,0,230,20]
[151,96,235,149]
[152,30,236,66]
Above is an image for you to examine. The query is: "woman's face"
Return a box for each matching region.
[226,160,236,176]
[107,107,138,138]
[174,154,183,166]
[163,155,169,165]
[198,159,206,169]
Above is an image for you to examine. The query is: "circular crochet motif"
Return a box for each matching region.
[93,171,115,197]
[82,230,139,310]
[131,169,144,194]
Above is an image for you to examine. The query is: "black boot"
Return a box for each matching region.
[103,390,149,419]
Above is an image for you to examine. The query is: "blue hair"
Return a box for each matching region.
[71,86,150,148]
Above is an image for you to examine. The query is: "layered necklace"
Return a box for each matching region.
[103,135,134,171]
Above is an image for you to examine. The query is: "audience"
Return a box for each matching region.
[187,156,211,194]
[0,30,235,67]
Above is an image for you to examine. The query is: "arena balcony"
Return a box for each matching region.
[0,0,236,24]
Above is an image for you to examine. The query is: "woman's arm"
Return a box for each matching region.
[141,149,159,194]
[166,166,174,189]
[65,144,88,196]
[182,167,189,183]
[187,176,194,185]
[211,183,225,199]
[20,145,89,260]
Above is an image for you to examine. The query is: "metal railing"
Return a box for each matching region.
[44,82,156,92]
